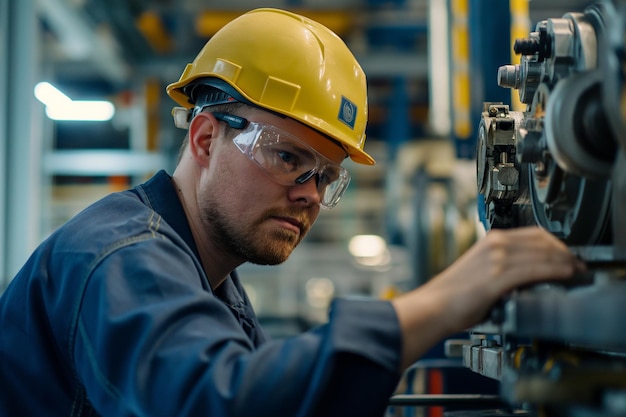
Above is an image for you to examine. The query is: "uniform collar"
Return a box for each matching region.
[138,170,201,262]
[137,170,247,308]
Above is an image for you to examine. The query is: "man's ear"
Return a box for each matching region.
[188,112,220,165]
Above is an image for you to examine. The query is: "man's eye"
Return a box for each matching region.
[272,150,306,174]
[277,151,297,165]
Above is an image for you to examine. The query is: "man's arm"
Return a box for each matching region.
[391,226,586,370]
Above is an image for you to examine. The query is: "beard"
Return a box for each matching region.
[199,197,311,265]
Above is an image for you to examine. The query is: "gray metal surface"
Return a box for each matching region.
[466,4,626,415]
[462,343,504,380]
[502,280,626,349]
[1,0,44,286]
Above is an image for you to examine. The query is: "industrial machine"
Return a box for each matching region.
[467,0,626,416]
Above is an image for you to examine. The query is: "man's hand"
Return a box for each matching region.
[391,226,586,370]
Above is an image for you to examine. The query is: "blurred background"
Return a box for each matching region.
[0,0,588,335]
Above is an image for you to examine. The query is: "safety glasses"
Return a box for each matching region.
[212,112,350,209]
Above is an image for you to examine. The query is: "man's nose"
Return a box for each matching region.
[288,174,322,207]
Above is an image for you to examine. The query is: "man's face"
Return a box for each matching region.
[197,109,347,265]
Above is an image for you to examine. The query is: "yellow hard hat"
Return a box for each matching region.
[166,8,374,165]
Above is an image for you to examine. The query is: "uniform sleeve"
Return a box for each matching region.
[73,237,403,417]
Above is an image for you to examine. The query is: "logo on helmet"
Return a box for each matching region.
[338,96,357,129]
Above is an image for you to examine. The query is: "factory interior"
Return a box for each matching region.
[1,0,626,415]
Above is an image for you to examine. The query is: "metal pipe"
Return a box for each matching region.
[388,394,506,407]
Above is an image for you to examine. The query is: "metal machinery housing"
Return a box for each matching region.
[468,0,626,416]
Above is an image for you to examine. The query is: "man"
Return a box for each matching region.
[0,8,584,417]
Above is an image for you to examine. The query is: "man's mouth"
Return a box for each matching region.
[271,216,304,234]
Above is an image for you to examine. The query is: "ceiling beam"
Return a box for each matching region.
[37,0,131,87]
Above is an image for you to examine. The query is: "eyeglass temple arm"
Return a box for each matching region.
[211,112,248,129]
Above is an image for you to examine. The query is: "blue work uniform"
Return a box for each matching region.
[0,170,402,416]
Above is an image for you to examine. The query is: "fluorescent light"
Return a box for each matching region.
[348,234,391,268]
[34,81,115,121]
[348,235,391,267]
[348,235,387,258]
[34,82,71,106]
[45,101,115,121]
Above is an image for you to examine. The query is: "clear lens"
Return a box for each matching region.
[253,129,318,183]
[317,165,350,208]
[233,122,350,208]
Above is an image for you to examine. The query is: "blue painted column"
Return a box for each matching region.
[386,76,411,158]
[448,0,512,160]
[468,0,512,149]
[384,76,411,246]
